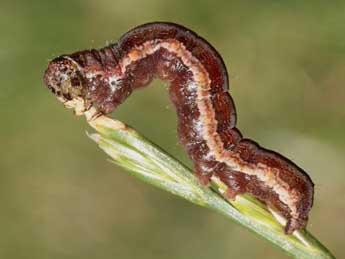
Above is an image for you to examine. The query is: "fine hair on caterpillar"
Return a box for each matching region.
[43,22,314,234]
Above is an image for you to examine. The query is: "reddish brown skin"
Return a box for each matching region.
[43,22,314,234]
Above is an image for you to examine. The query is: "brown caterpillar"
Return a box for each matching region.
[43,22,314,234]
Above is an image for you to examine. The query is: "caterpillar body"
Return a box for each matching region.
[43,22,314,234]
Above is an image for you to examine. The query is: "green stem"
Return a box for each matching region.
[86,113,335,259]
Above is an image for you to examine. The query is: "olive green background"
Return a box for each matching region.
[1,1,344,258]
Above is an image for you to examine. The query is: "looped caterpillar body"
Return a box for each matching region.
[44,22,314,234]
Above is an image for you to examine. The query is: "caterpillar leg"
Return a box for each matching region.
[194,168,212,186]
[285,216,308,234]
[214,169,250,200]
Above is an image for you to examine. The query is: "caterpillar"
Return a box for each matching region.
[43,22,314,234]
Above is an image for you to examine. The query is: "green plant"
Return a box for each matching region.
[85,110,335,259]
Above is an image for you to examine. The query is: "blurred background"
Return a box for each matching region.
[1,0,344,258]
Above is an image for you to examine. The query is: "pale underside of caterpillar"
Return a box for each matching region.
[43,22,314,234]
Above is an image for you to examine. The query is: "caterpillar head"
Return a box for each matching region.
[43,56,91,115]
